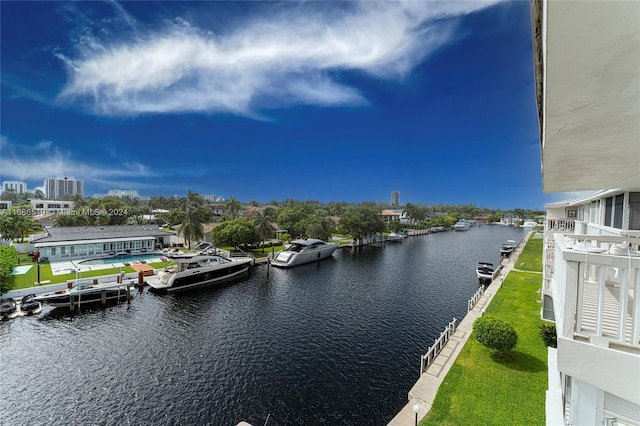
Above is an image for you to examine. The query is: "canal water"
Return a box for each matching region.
[0,225,526,426]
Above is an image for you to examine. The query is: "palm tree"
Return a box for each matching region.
[254,211,275,252]
[179,190,205,211]
[224,197,242,221]
[179,210,205,250]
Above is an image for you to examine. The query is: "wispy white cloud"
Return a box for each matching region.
[0,136,155,184]
[57,0,501,117]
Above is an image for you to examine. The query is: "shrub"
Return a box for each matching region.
[539,323,557,348]
[0,246,18,294]
[473,317,518,354]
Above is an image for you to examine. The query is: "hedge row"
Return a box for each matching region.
[0,246,18,294]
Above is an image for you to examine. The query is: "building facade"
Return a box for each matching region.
[532,1,640,424]
[29,200,75,216]
[391,191,400,207]
[108,189,139,198]
[45,177,84,199]
[2,181,27,195]
[30,225,174,261]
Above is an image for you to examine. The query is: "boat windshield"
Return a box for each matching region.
[69,282,95,292]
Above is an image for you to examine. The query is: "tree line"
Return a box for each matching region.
[0,190,545,249]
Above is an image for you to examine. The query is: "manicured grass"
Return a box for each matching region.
[421,234,547,426]
[513,235,544,272]
[7,261,174,291]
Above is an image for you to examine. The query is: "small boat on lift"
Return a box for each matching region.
[34,281,133,308]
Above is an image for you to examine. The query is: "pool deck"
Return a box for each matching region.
[48,255,166,276]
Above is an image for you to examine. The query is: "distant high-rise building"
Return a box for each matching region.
[108,189,139,198]
[2,181,27,195]
[391,191,400,207]
[203,194,224,202]
[45,176,84,199]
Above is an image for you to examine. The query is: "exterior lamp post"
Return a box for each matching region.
[412,403,420,426]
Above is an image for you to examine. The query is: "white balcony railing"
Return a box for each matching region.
[552,233,640,349]
[546,218,576,234]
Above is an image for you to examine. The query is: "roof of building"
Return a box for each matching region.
[31,225,174,244]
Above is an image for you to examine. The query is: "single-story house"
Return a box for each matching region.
[29,225,175,261]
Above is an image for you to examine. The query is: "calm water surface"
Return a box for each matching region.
[0,226,525,426]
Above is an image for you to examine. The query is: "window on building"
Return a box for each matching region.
[604,197,613,227]
[590,201,599,224]
[614,194,624,229]
[629,192,640,231]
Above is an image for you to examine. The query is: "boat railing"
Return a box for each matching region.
[419,317,458,376]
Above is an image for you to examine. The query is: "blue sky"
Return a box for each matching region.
[1,0,549,209]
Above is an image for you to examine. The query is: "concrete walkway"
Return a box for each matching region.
[387,237,529,425]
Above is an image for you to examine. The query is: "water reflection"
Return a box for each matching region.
[0,226,525,425]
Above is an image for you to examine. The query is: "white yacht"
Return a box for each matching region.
[146,254,253,292]
[270,238,338,268]
[453,220,470,231]
[387,232,405,242]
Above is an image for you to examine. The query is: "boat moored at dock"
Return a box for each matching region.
[33,281,134,308]
[270,238,338,268]
[499,240,516,257]
[146,254,253,292]
[1,298,18,320]
[476,262,499,284]
[386,232,405,242]
[453,220,470,231]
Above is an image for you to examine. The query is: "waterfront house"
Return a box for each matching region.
[29,225,175,261]
[29,199,74,216]
[531,1,640,424]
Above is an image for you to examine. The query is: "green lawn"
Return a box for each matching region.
[514,235,544,272]
[7,260,174,292]
[422,234,547,426]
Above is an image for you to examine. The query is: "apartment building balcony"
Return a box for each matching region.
[550,233,640,404]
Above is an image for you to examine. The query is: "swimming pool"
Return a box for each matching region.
[79,253,166,266]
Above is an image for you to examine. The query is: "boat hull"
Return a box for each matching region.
[34,285,132,308]
[270,245,337,268]
[147,259,252,292]
[476,263,498,284]
[0,298,18,320]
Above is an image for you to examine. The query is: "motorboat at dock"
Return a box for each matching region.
[476,262,499,284]
[500,240,516,257]
[33,281,134,308]
[453,220,470,231]
[146,254,254,292]
[386,232,405,242]
[1,298,18,320]
[18,294,42,315]
[270,238,338,268]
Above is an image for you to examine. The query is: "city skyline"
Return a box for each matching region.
[2,1,559,209]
